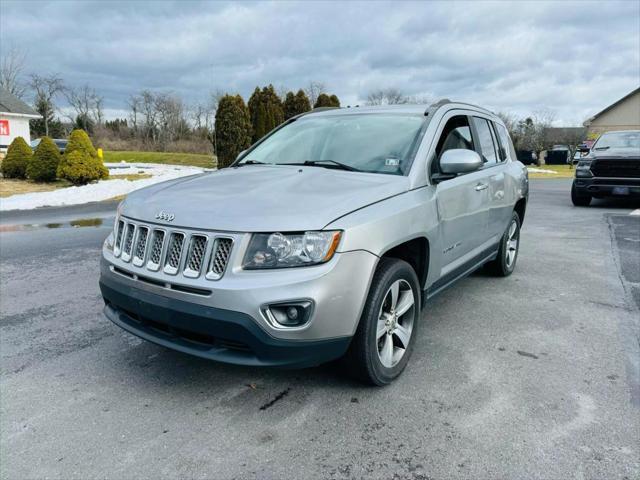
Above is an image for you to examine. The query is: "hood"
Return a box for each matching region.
[122,165,409,232]
[589,147,640,159]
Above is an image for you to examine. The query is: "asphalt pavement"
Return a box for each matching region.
[1,180,639,480]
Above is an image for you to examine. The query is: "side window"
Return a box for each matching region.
[434,116,474,172]
[495,123,517,161]
[472,117,498,165]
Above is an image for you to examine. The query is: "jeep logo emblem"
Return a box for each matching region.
[155,211,175,222]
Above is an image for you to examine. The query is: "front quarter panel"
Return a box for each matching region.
[326,188,442,287]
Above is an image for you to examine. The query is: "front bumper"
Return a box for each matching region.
[100,276,351,368]
[100,247,378,367]
[573,177,640,197]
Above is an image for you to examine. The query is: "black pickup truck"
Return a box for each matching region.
[572,130,640,206]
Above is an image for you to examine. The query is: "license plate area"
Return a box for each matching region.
[612,186,630,196]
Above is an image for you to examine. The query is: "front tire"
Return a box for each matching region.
[571,182,591,206]
[345,258,421,386]
[486,211,521,277]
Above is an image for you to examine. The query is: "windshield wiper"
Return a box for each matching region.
[236,160,267,166]
[293,160,361,172]
[594,146,610,150]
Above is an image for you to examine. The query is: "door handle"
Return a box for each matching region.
[475,183,488,191]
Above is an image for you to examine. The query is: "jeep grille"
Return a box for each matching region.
[112,218,234,280]
[207,238,233,279]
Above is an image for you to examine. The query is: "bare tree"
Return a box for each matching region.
[403,94,431,105]
[30,74,64,136]
[65,84,104,130]
[305,81,326,107]
[191,89,224,153]
[0,46,27,98]
[513,110,556,163]
[127,94,141,132]
[154,92,186,149]
[139,90,158,142]
[366,88,409,106]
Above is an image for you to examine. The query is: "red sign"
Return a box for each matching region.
[0,119,9,136]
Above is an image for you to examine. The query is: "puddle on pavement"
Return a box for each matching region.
[0,217,111,233]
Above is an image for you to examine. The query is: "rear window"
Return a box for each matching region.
[495,123,517,161]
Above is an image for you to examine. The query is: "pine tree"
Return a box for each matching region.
[248,84,284,142]
[57,129,108,184]
[0,137,32,179]
[27,136,61,182]
[284,89,311,120]
[314,93,341,108]
[215,94,252,168]
[30,97,65,138]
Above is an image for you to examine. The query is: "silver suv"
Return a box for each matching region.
[100,101,528,385]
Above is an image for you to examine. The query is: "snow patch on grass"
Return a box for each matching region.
[0,162,207,211]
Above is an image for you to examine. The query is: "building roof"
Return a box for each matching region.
[0,87,40,117]
[584,87,640,126]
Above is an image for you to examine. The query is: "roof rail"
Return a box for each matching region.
[424,98,451,116]
[311,106,341,112]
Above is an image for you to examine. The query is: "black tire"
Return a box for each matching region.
[486,211,521,277]
[571,182,591,206]
[345,258,421,386]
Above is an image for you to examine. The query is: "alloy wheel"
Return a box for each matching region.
[505,219,519,268]
[376,279,415,368]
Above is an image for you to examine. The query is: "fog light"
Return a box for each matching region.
[263,301,313,328]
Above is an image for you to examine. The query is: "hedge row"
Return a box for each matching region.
[1,129,109,185]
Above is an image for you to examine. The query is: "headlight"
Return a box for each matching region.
[576,161,593,177]
[243,231,342,269]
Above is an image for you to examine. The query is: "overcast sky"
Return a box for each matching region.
[1,0,638,125]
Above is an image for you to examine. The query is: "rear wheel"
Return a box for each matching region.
[345,258,420,386]
[571,182,591,206]
[486,211,521,277]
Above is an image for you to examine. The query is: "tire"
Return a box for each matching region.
[345,258,421,386]
[571,182,591,206]
[486,211,521,277]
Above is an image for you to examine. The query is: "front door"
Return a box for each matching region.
[432,114,492,278]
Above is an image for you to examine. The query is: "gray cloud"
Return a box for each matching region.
[1,0,638,125]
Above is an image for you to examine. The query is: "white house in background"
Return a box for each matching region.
[0,87,41,152]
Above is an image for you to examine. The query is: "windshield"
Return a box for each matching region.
[238,113,427,175]
[593,131,640,150]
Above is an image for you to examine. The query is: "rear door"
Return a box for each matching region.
[470,116,508,244]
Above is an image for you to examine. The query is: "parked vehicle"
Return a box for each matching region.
[30,138,68,153]
[100,102,529,385]
[571,130,640,206]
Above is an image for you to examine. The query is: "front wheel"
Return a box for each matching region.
[345,258,421,386]
[571,182,591,206]
[486,211,521,277]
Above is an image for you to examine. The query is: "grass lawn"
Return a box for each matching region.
[103,151,216,169]
[109,173,153,181]
[528,164,575,179]
[0,172,152,199]
[0,178,71,198]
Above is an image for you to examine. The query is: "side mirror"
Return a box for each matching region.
[440,149,483,174]
[578,144,590,154]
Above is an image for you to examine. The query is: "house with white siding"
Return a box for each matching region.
[0,87,41,152]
